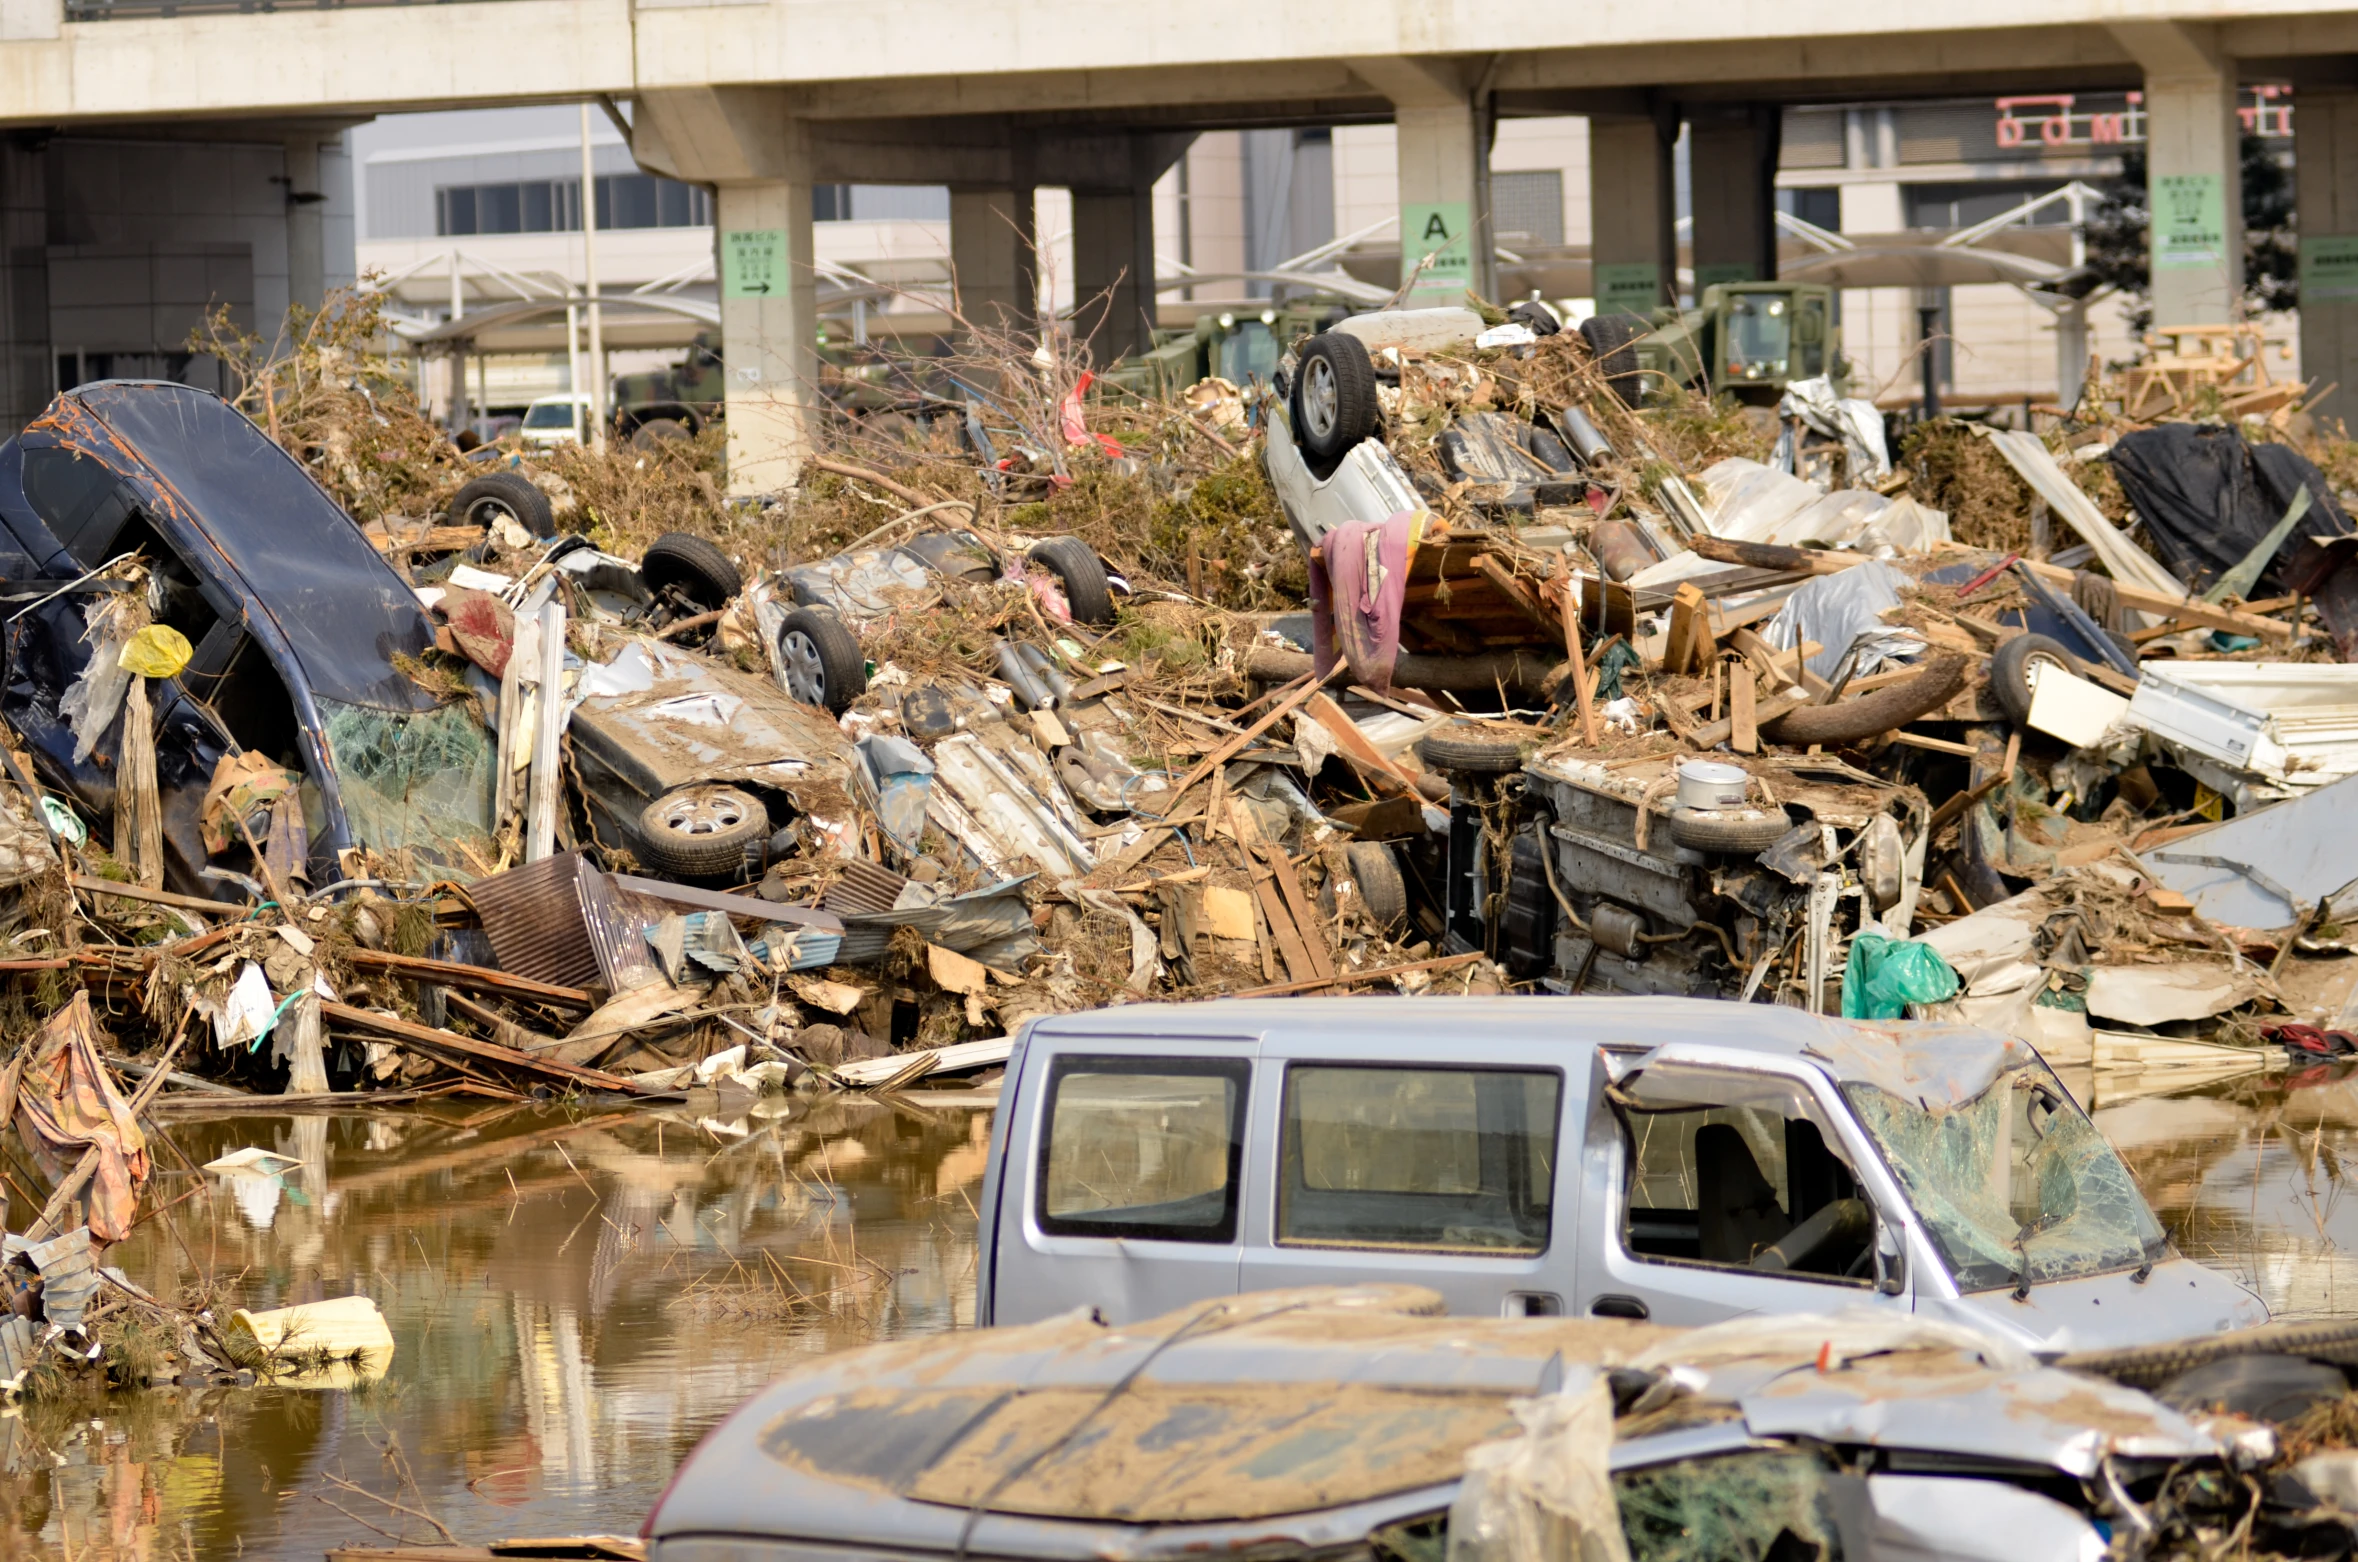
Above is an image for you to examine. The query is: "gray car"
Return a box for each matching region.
[974,997,2264,1354]
[643,1284,2261,1562]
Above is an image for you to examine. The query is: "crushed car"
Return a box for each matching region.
[644,1284,2335,1562]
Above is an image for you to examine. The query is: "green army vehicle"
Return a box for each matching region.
[1593,280,1839,406]
[610,329,727,445]
[1104,302,1349,398]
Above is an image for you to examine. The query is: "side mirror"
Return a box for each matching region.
[1876,1224,1907,1296]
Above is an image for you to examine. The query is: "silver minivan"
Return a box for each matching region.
[974,997,2267,1353]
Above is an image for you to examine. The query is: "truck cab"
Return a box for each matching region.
[1636,281,1838,402]
[976,996,2265,1353]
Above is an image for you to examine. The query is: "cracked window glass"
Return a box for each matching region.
[318,698,496,862]
[1843,1061,2167,1293]
[1616,1447,1840,1562]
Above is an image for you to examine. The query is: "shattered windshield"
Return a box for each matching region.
[1842,1062,2168,1292]
[319,698,496,862]
[522,402,579,430]
[1724,296,1791,379]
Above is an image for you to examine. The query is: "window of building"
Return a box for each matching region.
[1037,1056,1249,1242]
[1778,187,1842,233]
[1491,170,1566,247]
[1278,1065,1560,1253]
[1902,180,2066,231]
[435,176,713,236]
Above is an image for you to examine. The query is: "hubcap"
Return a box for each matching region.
[658,788,751,839]
[1302,356,1338,439]
[781,630,827,704]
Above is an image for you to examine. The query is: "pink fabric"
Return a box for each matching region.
[1309,511,1417,694]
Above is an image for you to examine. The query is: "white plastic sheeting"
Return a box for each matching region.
[1773,374,1892,481]
[1445,1370,1630,1562]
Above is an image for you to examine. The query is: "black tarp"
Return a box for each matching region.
[2109,423,2354,596]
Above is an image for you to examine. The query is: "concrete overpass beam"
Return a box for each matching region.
[634,88,818,496]
[1589,107,1679,316]
[1688,104,1780,290]
[2296,86,2358,423]
[2113,22,2243,326]
[1352,57,1496,306]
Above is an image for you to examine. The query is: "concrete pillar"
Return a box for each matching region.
[2114,22,2243,326]
[1350,57,1494,307]
[951,182,1036,334]
[631,88,819,496]
[1688,104,1780,291]
[283,135,325,325]
[0,139,47,432]
[1589,110,1679,316]
[2296,86,2358,425]
[1071,135,1159,360]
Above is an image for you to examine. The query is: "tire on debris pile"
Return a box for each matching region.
[1026,537,1116,626]
[1291,332,1381,463]
[1988,633,2083,726]
[1578,313,1646,407]
[447,471,555,538]
[1347,841,1410,932]
[777,606,868,713]
[641,531,744,610]
[638,784,770,879]
[1667,807,1795,855]
[1759,653,1968,748]
[1415,721,1542,776]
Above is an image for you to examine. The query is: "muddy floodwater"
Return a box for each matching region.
[5,1064,2358,1560]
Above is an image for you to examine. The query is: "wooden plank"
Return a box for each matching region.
[1471,555,1558,635]
[1250,875,1317,982]
[344,949,597,1009]
[1665,583,1715,675]
[1555,578,1601,748]
[321,1002,648,1095]
[1227,951,1487,997]
[1886,730,1979,757]
[835,1036,1014,1086]
[1689,688,1807,750]
[1302,693,1425,797]
[1259,843,1335,982]
[1162,671,1337,802]
[1729,662,1758,754]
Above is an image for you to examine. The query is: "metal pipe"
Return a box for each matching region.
[580,102,607,451]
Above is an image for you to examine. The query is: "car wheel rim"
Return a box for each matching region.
[1302,357,1338,439]
[470,499,518,527]
[781,631,826,703]
[659,789,749,839]
[2024,653,2069,694]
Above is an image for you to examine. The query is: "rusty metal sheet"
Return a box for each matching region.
[468,851,602,990]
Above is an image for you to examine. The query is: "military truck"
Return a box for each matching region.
[1105,302,1351,399]
[609,329,727,446]
[1590,280,1840,406]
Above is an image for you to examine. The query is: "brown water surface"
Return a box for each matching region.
[6,1062,2356,1561]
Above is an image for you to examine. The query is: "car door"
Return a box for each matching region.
[1574,1047,1912,1326]
[1237,1030,1573,1318]
[988,1035,1258,1327]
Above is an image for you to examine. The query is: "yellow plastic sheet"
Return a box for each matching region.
[116,623,193,679]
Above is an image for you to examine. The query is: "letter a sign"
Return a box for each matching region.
[1401,202,1472,300]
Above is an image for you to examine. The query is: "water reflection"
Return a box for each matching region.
[19,1092,992,1560]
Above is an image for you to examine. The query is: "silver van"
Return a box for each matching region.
[974,997,2266,1353]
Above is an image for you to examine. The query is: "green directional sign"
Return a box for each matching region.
[723,228,788,298]
[2152,174,2226,270]
[2302,234,2358,301]
[1595,262,1662,313]
[1401,202,1472,296]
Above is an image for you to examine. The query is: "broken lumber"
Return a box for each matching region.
[1243,647,1564,698]
[321,1003,648,1095]
[344,949,596,1010]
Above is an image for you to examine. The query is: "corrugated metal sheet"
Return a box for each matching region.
[823,860,908,916]
[468,851,602,990]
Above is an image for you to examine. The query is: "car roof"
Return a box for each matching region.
[1023,998,2037,1106]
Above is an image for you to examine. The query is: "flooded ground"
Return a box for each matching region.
[5,1060,2358,1561]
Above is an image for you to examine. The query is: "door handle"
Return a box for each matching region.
[1589,1294,1649,1320]
[1504,1291,1562,1317]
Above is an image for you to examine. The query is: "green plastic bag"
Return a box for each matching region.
[1841,931,1960,1019]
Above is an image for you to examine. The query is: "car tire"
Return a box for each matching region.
[631,417,690,451]
[1415,722,1541,776]
[1025,537,1116,626]
[2152,1353,2349,1425]
[1668,806,1795,855]
[1346,841,1409,933]
[1989,634,2083,726]
[1579,313,1646,407]
[638,785,771,879]
[777,606,867,713]
[448,471,555,538]
[641,531,743,609]
[1290,332,1381,463]
[1760,654,1970,748]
